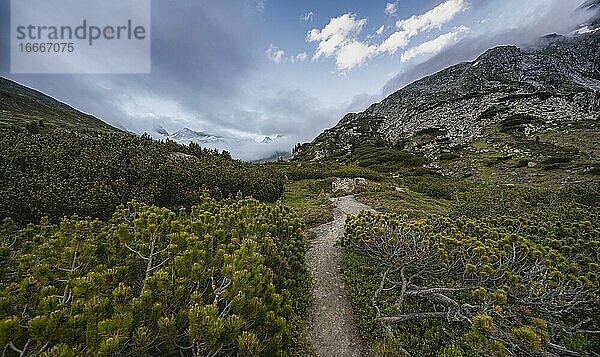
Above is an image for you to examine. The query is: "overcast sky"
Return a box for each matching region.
[0,0,594,160]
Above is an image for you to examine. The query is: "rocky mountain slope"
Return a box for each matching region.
[294,31,600,182]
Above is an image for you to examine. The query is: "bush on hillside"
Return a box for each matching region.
[0,197,310,355]
[0,129,284,224]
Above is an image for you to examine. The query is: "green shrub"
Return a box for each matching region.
[0,197,311,355]
[543,156,574,165]
[353,146,428,172]
[0,129,284,224]
[479,104,509,120]
[340,203,600,356]
[274,162,383,181]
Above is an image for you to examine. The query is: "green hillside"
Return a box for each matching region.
[0,78,286,225]
[0,78,314,356]
[0,77,121,134]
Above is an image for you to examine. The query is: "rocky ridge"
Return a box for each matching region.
[295,31,600,162]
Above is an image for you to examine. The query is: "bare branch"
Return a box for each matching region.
[125,243,148,261]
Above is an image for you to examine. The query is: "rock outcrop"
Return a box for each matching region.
[295,32,600,161]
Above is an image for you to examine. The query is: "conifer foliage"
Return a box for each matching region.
[0,129,284,224]
[0,196,310,355]
[342,211,600,355]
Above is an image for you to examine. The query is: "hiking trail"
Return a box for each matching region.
[306,195,373,357]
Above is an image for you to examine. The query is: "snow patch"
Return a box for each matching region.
[575,26,594,34]
[571,24,600,35]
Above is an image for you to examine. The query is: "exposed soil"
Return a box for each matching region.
[306,195,373,357]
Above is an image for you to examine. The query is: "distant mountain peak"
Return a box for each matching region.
[153,124,169,136]
[260,134,283,144]
[169,127,223,143]
[171,127,206,139]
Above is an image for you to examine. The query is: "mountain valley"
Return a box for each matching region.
[1,4,599,356]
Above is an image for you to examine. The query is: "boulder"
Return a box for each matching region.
[332,177,367,194]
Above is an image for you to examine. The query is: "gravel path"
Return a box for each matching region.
[306,195,373,357]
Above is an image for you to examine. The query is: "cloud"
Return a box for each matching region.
[379,0,468,54]
[255,0,266,12]
[295,52,308,62]
[305,1,470,71]
[336,41,379,70]
[378,30,411,54]
[267,47,308,64]
[289,52,308,63]
[396,0,468,34]
[266,44,285,63]
[344,91,385,113]
[302,11,314,22]
[385,2,397,16]
[382,0,593,95]
[306,13,378,70]
[307,13,368,60]
[400,25,470,62]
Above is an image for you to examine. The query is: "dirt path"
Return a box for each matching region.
[306,195,373,357]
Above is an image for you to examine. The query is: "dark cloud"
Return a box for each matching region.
[146,1,256,101]
[251,88,339,137]
[1,0,259,134]
[0,0,341,160]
